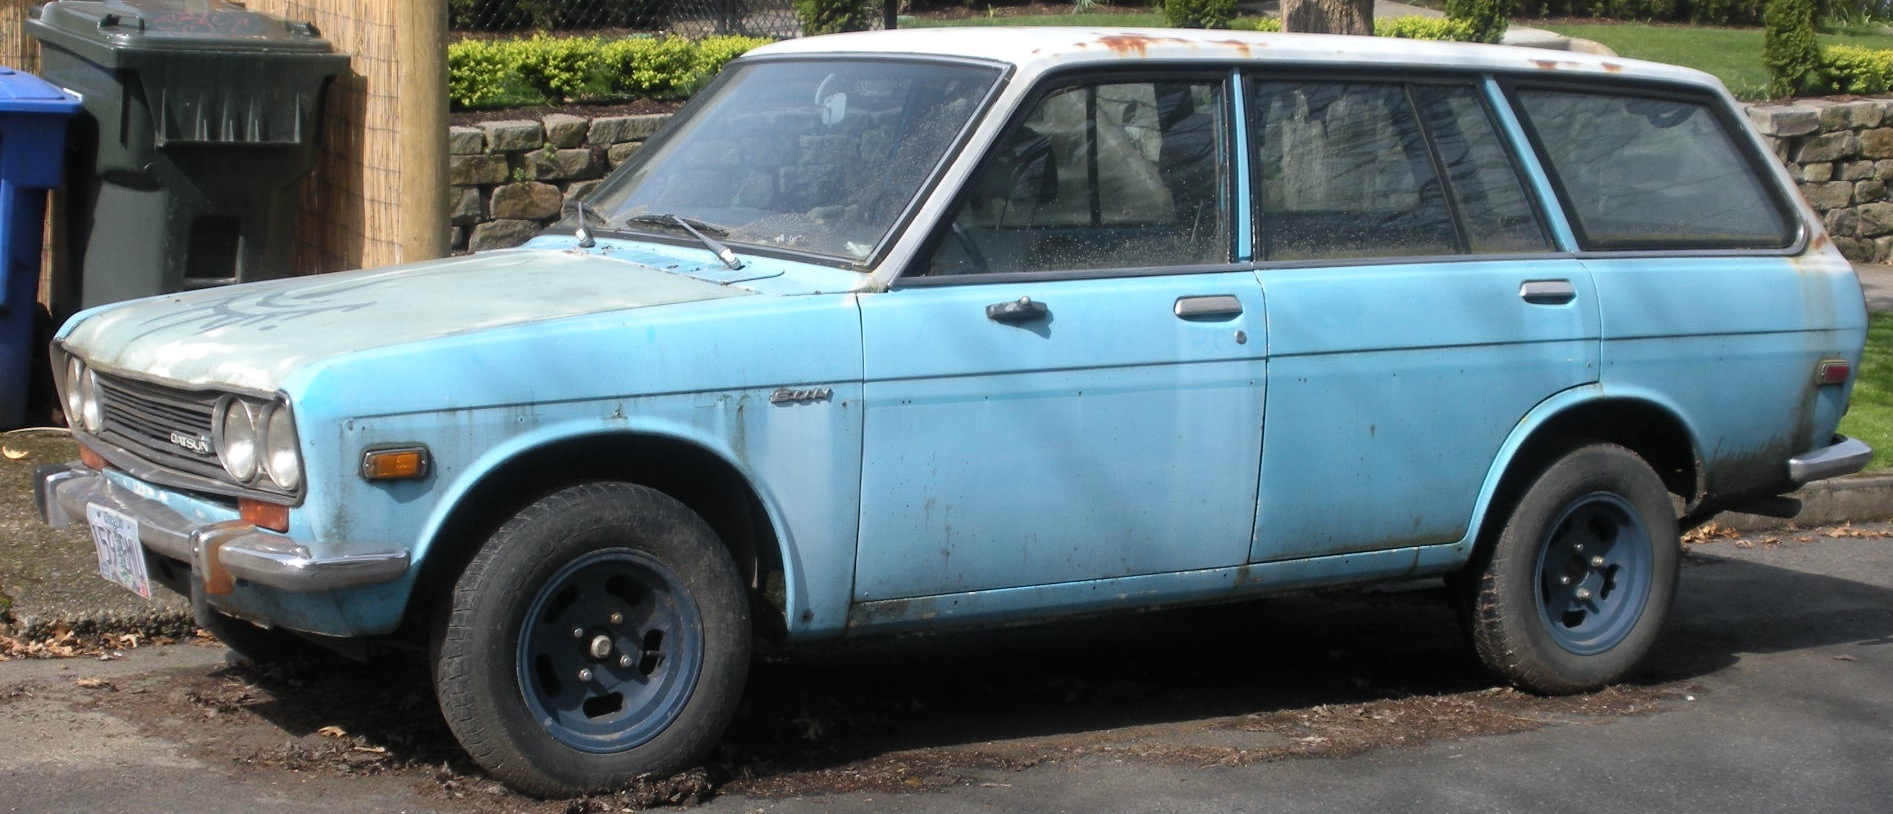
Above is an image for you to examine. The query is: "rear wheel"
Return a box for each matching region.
[434,482,749,797]
[1466,443,1679,694]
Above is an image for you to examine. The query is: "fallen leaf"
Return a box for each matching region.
[1,446,26,460]
[74,677,112,689]
[317,725,348,738]
[1834,654,1858,662]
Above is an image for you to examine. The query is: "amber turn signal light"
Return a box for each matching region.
[361,446,430,481]
[240,499,290,533]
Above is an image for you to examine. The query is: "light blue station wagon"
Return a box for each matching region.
[34,27,1871,795]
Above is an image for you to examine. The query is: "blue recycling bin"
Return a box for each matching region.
[0,67,81,430]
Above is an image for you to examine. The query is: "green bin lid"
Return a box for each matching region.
[30,0,338,59]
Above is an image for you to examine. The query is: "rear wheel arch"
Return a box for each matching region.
[403,432,788,644]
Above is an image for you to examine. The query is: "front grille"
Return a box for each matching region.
[95,374,226,483]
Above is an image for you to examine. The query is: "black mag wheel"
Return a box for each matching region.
[435,482,750,797]
[1467,442,1680,694]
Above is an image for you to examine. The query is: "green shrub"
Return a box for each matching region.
[1767,0,1824,97]
[446,34,771,109]
[1818,43,1893,94]
[1375,16,1482,40]
[795,0,876,35]
[1513,0,1767,25]
[1163,0,1239,28]
[1444,0,1512,44]
[1228,16,1283,31]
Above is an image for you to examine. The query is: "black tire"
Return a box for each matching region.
[1466,442,1679,694]
[192,587,329,665]
[434,482,750,797]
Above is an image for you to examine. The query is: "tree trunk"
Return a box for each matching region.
[1281,0,1374,36]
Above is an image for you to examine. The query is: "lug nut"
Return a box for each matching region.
[619,654,635,669]
[571,627,584,640]
[577,668,594,682]
[609,612,624,625]
[1573,543,1585,553]
[1559,576,1572,586]
[1591,556,1606,568]
[1575,588,1593,600]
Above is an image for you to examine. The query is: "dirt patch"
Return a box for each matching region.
[72,594,1687,809]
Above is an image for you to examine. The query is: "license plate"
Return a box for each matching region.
[86,504,152,599]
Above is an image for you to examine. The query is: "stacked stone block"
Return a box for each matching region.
[448,113,668,252]
[1748,99,1893,263]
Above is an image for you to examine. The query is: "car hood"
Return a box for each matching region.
[60,250,752,392]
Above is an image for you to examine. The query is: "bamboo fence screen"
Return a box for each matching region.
[238,0,448,273]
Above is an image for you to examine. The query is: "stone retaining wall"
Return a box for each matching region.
[453,101,1893,261]
[449,113,670,252]
[1747,99,1893,263]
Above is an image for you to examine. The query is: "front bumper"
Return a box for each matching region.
[1788,435,1875,484]
[35,462,410,593]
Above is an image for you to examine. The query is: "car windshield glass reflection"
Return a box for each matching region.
[587,59,1002,265]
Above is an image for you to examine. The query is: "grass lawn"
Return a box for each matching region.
[1840,312,1893,471]
[1536,22,1893,99]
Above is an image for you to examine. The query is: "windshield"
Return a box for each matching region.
[584,58,1003,267]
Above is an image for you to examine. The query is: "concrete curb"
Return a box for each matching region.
[1720,472,1893,531]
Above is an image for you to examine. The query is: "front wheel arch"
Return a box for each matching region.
[403,432,788,646]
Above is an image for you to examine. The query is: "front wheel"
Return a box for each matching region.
[1465,443,1680,694]
[434,483,750,797]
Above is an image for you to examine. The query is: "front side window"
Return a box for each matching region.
[585,58,1002,264]
[921,77,1230,276]
[1514,87,1796,251]
[1249,80,1548,261]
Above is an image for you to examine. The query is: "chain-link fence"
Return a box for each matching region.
[450,0,890,39]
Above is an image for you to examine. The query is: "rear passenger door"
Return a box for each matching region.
[1247,77,1601,562]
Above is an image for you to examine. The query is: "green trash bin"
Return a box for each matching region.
[27,0,349,314]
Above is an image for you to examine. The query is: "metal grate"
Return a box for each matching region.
[95,375,226,485]
[449,0,889,39]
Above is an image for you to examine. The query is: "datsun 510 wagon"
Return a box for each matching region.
[34,28,1872,795]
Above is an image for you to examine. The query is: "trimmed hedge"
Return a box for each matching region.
[1819,44,1893,94]
[448,34,771,109]
[1229,17,1483,40]
[1165,0,1240,28]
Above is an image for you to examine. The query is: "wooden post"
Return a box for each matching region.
[396,0,449,263]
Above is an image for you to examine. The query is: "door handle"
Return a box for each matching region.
[1520,279,1577,305]
[986,296,1049,324]
[1174,295,1244,319]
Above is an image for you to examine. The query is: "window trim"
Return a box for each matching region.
[1499,76,1806,255]
[893,64,1241,288]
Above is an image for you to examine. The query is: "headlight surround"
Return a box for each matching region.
[262,403,302,492]
[215,397,261,483]
[63,357,86,430]
[214,395,303,494]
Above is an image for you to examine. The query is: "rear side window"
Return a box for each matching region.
[1514,88,1797,251]
[1248,80,1548,261]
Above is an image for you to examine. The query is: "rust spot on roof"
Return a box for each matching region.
[1531,59,1567,70]
[1602,62,1624,73]
[1206,39,1255,58]
[1095,33,1192,57]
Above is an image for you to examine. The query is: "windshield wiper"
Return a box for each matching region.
[622,213,745,270]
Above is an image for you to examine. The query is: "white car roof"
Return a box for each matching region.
[748,27,1721,90]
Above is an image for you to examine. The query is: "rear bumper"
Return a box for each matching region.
[1788,435,1874,484]
[35,462,410,593]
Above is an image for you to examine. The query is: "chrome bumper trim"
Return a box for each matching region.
[35,462,409,593]
[1788,435,1874,484]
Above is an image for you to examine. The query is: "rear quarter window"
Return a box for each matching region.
[1513,86,1797,251]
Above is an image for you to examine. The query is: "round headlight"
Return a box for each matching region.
[262,404,302,492]
[217,399,260,483]
[63,357,85,429]
[76,367,103,434]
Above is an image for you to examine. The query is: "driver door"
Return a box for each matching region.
[853,74,1264,601]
